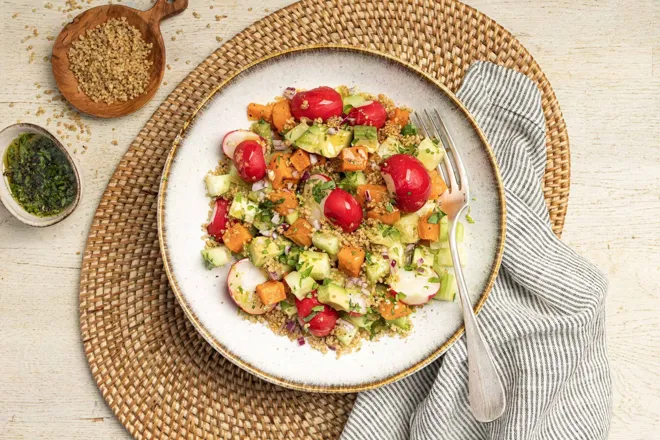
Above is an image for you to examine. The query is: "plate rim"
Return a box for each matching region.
[157,44,506,393]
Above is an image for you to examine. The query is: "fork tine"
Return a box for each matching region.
[411,112,428,137]
[413,112,451,188]
[430,109,468,191]
[421,110,457,190]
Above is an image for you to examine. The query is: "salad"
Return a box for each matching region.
[200,85,466,355]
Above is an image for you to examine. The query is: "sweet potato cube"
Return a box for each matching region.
[290,149,311,172]
[378,300,412,320]
[222,223,253,253]
[272,99,292,133]
[367,207,401,225]
[247,103,273,122]
[269,189,298,215]
[428,170,448,199]
[355,184,388,207]
[268,153,297,189]
[284,218,313,247]
[337,246,365,278]
[389,108,410,127]
[256,280,287,306]
[418,213,440,242]
[339,146,368,171]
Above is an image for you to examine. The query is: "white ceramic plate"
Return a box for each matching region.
[158,46,505,393]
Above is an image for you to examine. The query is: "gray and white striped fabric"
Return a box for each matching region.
[341,62,612,440]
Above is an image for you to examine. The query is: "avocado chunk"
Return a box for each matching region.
[365,253,389,284]
[334,318,358,346]
[321,128,352,158]
[312,232,341,255]
[317,283,350,310]
[387,241,406,267]
[378,136,403,159]
[416,137,444,171]
[251,120,272,142]
[294,124,326,154]
[386,316,412,331]
[247,236,284,267]
[284,209,299,225]
[201,246,232,269]
[298,250,331,280]
[229,193,258,224]
[285,121,309,143]
[394,213,420,244]
[365,223,401,247]
[284,270,318,300]
[352,125,378,153]
[342,94,367,112]
[279,299,297,318]
[438,216,464,242]
[412,246,435,268]
[339,171,367,191]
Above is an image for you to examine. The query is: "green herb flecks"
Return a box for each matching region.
[303,305,325,322]
[427,210,445,224]
[3,133,77,217]
[312,180,336,203]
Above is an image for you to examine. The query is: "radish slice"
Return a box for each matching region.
[304,173,332,223]
[389,269,440,305]
[222,130,263,160]
[226,258,275,315]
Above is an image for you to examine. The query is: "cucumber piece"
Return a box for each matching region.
[394,213,420,244]
[285,210,299,225]
[365,253,389,284]
[317,283,350,310]
[279,299,297,318]
[312,232,341,255]
[229,193,258,224]
[294,124,326,154]
[284,121,309,143]
[378,136,403,159]
[386,316,412,331]
[298,250,331,280]
[251,120,272,142]
[342,94,367,112]
[248,236,283,267]
[205,174,232,197]
[228,164,247,185]
[335,319,358,346]
[284,271,318,300]
[352,125,378,153]
[339,171,367,191]
[412,246,434,268]
[201,246,232,269]
[416,137,445,171]
[267,260,293,281]
[344,312,379,329]
[433,246,467,268]
[434,269,457,302]
[321,129,352,158]
[438,216,464,242]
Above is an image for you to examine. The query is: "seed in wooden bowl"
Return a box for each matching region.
[67,17,152,105]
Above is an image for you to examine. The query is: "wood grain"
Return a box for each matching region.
[51,0,188,118]
[0,0,658,439]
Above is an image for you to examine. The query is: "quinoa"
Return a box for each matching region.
[67,17,152,104]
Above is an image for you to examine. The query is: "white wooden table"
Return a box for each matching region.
[0,1,658,438]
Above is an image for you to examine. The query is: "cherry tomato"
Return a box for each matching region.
[347,101,387,128]
[233,140,266,183]
[290,86,343,121]
[380,154,431,213]
[207,198,230,241]
[295,292,339,337]
[323,188,364,232]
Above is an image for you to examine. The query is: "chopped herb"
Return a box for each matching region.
[365,252,373,264]
[303,305,325,322]
[401,123,418,136]
[381,225,397,238]
[395,292,407,302]
[385,202,394,213]
[427,210,445,224]
[299,265,313,279]
[312,180,336,203]
[407,191,412,196]
[428,277,441,283]
[465,207,475,224]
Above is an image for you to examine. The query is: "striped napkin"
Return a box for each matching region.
[341,62,612,440]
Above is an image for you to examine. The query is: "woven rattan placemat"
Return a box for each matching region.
[79,1,570,438]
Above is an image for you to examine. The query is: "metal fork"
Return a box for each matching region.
[414,110,506,423]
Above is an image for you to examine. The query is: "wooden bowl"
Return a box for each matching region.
[51,0,188,119]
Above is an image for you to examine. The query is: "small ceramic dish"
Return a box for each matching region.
[0,123,82,227]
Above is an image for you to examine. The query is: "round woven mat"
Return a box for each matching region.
[79,1,570,438]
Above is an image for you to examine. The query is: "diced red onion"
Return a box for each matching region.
[364,190,372,202]
[391,260,397,268]
[272,232,279,240]
[416,267,425,274]
[284,245,292,254]
[283,87,296,99]
[383,254,389,259]
[268,271,279,280]
[285,320,297,333]
[297,337,305,346]
[281,223,290,231]
[309,154,318,165]
[418,258,425,265]
[327,345,336,351]
[301,171,311,181]
[252,180,267,191]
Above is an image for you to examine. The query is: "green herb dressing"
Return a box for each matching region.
[3,133,77,217]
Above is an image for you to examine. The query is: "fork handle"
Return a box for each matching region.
[448,217,506,422]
